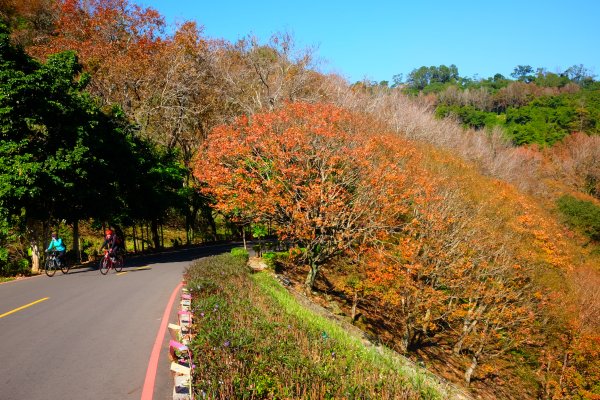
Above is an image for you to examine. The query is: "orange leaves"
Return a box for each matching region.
[31,0,165,63]
[196,102,424,287]
[24,0,218,164]
[352,165,544,374]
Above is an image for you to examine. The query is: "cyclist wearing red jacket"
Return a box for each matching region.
[100,229,121,261]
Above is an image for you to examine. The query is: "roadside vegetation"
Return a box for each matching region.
[184,251,462,400]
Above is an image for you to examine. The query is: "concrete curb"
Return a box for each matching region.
[167,282,195,400]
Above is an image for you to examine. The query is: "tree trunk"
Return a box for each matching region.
[464,355,478,385]
[27,219,44,274]
[31,243,41,274]
[242,226,247,250]
[205,207,217,241]
[141,224,145,252]
[304,262,319,290]
[160,223,164,248]
[132,225,138,253]
[454,305,484,355]
[559,350,570,388]
[151,219,160,250]
[351,291,358,320]
[422,308,431,335]
[72,219,80,263]
[401,325,411,353]
[453,336,467,356]
[185,212,192,245]
[257,235,262,257]
[465,340,485,385]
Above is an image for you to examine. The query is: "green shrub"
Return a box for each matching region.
[435,104,499,130]
[0,258,30,277]
[262,251,276,268]
[262,251,289,269]
[230,247,249,260]
[557,195,600,241]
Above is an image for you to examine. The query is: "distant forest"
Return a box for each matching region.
[357,64,599,146]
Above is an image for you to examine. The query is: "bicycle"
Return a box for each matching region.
[44,251,70,277]
[99,249,124,275]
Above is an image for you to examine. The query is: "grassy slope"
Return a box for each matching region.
[184,253,471,400]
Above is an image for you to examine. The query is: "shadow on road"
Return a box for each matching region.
[55,242,246,277]
[123,242,241,267]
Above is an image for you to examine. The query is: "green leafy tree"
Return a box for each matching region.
[504,96,576,145]
[391,73,403,87]
[123,145,187,249]
[0,22,178,269]
[565,64,595,86]
[406,64,459,92]
[557,195,600,241]
[534,68,570,88]
[435,105,500,130]
[510,65,535,82]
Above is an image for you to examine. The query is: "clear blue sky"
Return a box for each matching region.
[138,0,600,84]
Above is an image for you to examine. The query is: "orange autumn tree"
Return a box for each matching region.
[195,102,421,288]
[29,0,165,99]
[30,1,222,161]
[358,177,540,385]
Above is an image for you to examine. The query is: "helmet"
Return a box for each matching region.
[106,229,113,236]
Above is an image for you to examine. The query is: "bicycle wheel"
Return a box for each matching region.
[100,258,110,275]
[60,261,70,274]
[114,256,124,272]
[45,259,56,277]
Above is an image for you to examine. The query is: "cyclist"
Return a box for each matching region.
[100,229,121,262]
[114,225,125,251]
[46,231,66,265]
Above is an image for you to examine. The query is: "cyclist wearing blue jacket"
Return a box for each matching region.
[46,232,66,265]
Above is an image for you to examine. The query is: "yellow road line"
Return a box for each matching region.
[0,297,49,319]
[116,266,151,276]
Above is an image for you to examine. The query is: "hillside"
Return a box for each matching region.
[197,101,600,399]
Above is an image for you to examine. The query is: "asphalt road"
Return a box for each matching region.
[0,243,235,400]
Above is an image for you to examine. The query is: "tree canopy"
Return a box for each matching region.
[195,102,423,288]
[0,21,184,269]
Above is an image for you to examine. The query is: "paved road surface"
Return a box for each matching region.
[0,244,235,400]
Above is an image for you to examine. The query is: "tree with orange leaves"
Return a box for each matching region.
[0,0,57,47]
[357,178,540,385]
[195,102,420,289]
[27,1,222,161]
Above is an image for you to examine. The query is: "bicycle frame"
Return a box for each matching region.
[99,249,124,274]
[45,251,69,277]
